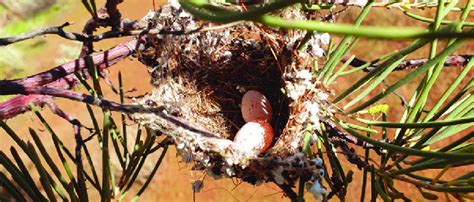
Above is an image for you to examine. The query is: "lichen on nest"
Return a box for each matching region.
[132,0,332,198]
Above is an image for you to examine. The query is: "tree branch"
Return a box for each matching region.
[44,102,88,200]
[0,85,220,139]
[324,122,381,154]
[105,0,124,31]
[0,22,85,46]
[0,39,138,91]
[0,19,144,46]
[343,54,472,72]
[0,38,144,120]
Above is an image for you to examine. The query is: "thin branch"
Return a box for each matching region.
[44,102,88,200]
[92,26,203,41]
[0,22,88,46]
[105,0,124,31]
[324,122,381,154]
[81,1,124,54]
[343,54,472,72]
[0,37,145,120]
[0,18,141,46]
[0,39,138,91]
[0,23,203,46]
[0,85,219,139]
[330,137,370,169]
[392,174,474,193]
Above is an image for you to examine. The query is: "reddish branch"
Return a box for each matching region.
[45,102,88,199]
[1,84,220,139]
[82,1,122,55]
[0,0,196,120]
[0,38,140,119]
[344,54,472,71]
[0,39,137,89]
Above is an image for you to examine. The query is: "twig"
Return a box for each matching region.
[100,72,138,99]
[0,39,138,92]
[342,54,472,72]
[324,122,381,154]
[330,137,370,169]
[9,15,205,45]
[0,85,219,139]
[0,38,145,120]
[44,102,88,200]
[0,22,88,46]
[198,21,243,32]
[0,23,204,46]
[81,1,123,55]
[93,26,203,40]
[105,0,124,31]
[392,174,473,193]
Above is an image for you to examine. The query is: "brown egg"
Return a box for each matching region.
[241,90,273,123]
[234,121,274,153]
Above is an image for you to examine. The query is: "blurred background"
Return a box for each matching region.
[0,0,472,201]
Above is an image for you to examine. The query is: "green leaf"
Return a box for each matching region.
[343,57,404,110]
[10,147,45,200]
[0,171,26,201]
[130,145,168,202]
[348,36,468,113]
[0,151,45,201]
[357,116,474,128]
[367,104,389,115]
[340,126,474,160]
[333,38,430,104]
[26,142,58,201]
[29,128,76,200]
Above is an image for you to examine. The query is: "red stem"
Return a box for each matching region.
[0,39,139,119]
[0,39,137,88]
[1,84,218,139]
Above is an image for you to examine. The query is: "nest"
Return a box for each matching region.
[132,1,333,197]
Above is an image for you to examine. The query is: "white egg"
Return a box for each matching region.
[234,121,274,153]
[241,90,273,123]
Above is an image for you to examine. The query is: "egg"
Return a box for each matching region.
[241,90,273,123]
[234,121,274,153]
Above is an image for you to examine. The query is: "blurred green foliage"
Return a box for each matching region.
[0,0,80,102]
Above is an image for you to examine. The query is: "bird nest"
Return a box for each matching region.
[132,1,333,195]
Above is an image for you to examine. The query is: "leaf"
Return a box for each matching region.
[421,190,439,200]
[367,104,389,115]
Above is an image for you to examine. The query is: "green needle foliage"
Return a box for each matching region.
[180,0,474,201]
[0,67,169,201]
[0,0,472,201]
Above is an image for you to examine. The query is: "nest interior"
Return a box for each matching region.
[133,2,330,189]
[140,6,306,142]
[165,28,291,139]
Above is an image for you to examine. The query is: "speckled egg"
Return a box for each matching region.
[234,121,274,153]
[241,90,273,123]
